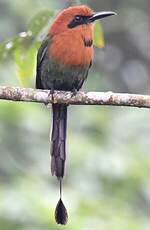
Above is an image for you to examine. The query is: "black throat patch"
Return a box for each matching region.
[84,39,93,47]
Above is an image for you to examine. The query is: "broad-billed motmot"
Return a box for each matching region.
[36,5,116,225]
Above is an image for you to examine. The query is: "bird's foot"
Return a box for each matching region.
[71,88,78,98]
[45,88,54,107]
[49,88,55,103]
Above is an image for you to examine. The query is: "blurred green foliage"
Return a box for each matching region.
[0,9,54,86]
[0,0,150,230]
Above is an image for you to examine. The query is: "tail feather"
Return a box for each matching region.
[51,104,67,178]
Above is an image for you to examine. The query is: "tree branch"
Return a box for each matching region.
[0,86,150,108]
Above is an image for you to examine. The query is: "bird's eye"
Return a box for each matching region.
[75,15,82,21]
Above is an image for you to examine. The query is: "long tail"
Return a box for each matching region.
[51,104,67,179]
[50,103,68,225]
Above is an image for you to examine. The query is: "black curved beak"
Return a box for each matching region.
[88,11,117,23]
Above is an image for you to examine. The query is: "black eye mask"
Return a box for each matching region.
[68,15,92,28]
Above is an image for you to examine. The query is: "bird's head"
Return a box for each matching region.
[50,5,116,36]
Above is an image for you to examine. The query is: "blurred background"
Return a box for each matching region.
[0,0,150,229]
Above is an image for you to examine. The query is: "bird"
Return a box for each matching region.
[36,5,116,225]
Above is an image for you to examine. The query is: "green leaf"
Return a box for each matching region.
[0,32,33,61]
[0,9,54,85]
[0,9,54,60]
[0,40,14,60]
[13,44,37,87]
[93,21,105,48]
[28,10,54,36]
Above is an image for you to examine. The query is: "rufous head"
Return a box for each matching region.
[50,5,116,36]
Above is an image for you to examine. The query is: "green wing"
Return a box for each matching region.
[36,36,49,89]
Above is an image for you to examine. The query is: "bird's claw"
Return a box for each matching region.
[45,88,55,107]
[71,88,78,98]
[49,88,55,103]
